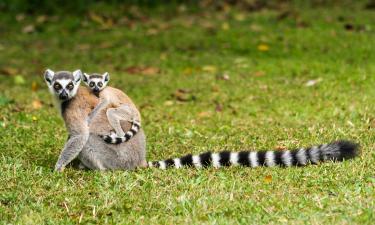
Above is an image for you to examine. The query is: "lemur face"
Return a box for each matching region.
[44,69,81,101]
[82,72,110,93]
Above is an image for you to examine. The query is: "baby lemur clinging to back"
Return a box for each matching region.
[44,69,147,171]
[82,72,141,144]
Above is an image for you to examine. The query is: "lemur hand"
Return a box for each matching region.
[54,163,65,172]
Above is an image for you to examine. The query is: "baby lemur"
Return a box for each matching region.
[82,72,141,144]
[44,69,147,171]
[45,70,359,172]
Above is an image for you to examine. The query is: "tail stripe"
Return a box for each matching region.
[159,161,167,169]
[319,144,327,161]
[290,150,299,166]
[192,155,202,168]
[249,152,259,167]
[296,148,307,165]
[257,151,267,166]
[282,150,292,166]
[230,152,240,166]
[238,151,251,166]
[174,158,182,168]
[274,151,284,166]
[265,151,276,167]
[199,152,212,167]
[212,153,221,168]
[219,151,231,167]
[165,159,175,168]
[180,154,193,167]
[308,146,320,164]
[148,141,359,170]
[103,121,141,144]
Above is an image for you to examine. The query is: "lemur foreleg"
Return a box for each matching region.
[54,129,89,171]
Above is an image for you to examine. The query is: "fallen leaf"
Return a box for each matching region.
[202,65,217,73]
[160,53,167,60]
[164,101,174,106]
[305,78,322,87]
[215,103,223,112]
[36,15,47,24]
[16,14,25,22]
[141,67,160,75]
[221,22,230,30]
[234,13,246,21]
[31,81,39,92]
[275,146,287,150]
[250,24,262,32]
[77,44,91,51]
[125,66,160,75]
[0,67,18,76]
[22,24,35,33]
[264,175,272,183]
[32,99,43,110]
[182,67,194,75]
[14,75,25,85]
[198,111,212,118]
[344,23,354,31]
[254,71,265,77]
[217,74,230,80]
[211,85,220,92]
[173,89,195,102]
[257,44,269,51]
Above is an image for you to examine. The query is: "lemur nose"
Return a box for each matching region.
[59,90,69,100]
[93,87,100,92]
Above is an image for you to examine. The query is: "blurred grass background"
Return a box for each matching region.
[0,0,374,224]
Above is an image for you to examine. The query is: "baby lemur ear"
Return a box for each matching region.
[82,73,90,83]
[44,69,54,85]
[103,72,110,82]
[72,70,82,84]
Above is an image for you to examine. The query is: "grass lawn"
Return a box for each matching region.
[0,1,374,224]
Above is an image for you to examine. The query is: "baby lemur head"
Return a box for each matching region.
[82,72,109,94]
[44,69,82,101]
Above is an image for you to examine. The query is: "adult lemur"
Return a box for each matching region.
[45,70,359,171]
[44,69,146,171]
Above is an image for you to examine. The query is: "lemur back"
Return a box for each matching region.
[82,72,141,144]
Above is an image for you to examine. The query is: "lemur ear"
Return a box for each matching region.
[103,72,110,82]
[72,70,82,84]
[82,73,89,83]
[44,69,54,85]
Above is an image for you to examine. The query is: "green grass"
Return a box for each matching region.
[1,1,375,224]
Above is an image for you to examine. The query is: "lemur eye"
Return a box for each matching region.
[98,82,103,87]
[89,82,95,87]
[53,83,61,90]
[67,83,74,90]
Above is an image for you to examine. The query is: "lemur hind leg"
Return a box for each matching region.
[106,104,139,138]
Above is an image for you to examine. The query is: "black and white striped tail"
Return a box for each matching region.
[102,121,141,144]
[148,140,359,169]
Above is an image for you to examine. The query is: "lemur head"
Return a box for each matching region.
[82,72,109,94]
[44,69,82,101]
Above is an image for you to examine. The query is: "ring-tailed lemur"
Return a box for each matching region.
[45,70,359,171]
[81,72,141,144]
[148,140,359,169]
[44,69,147,171]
